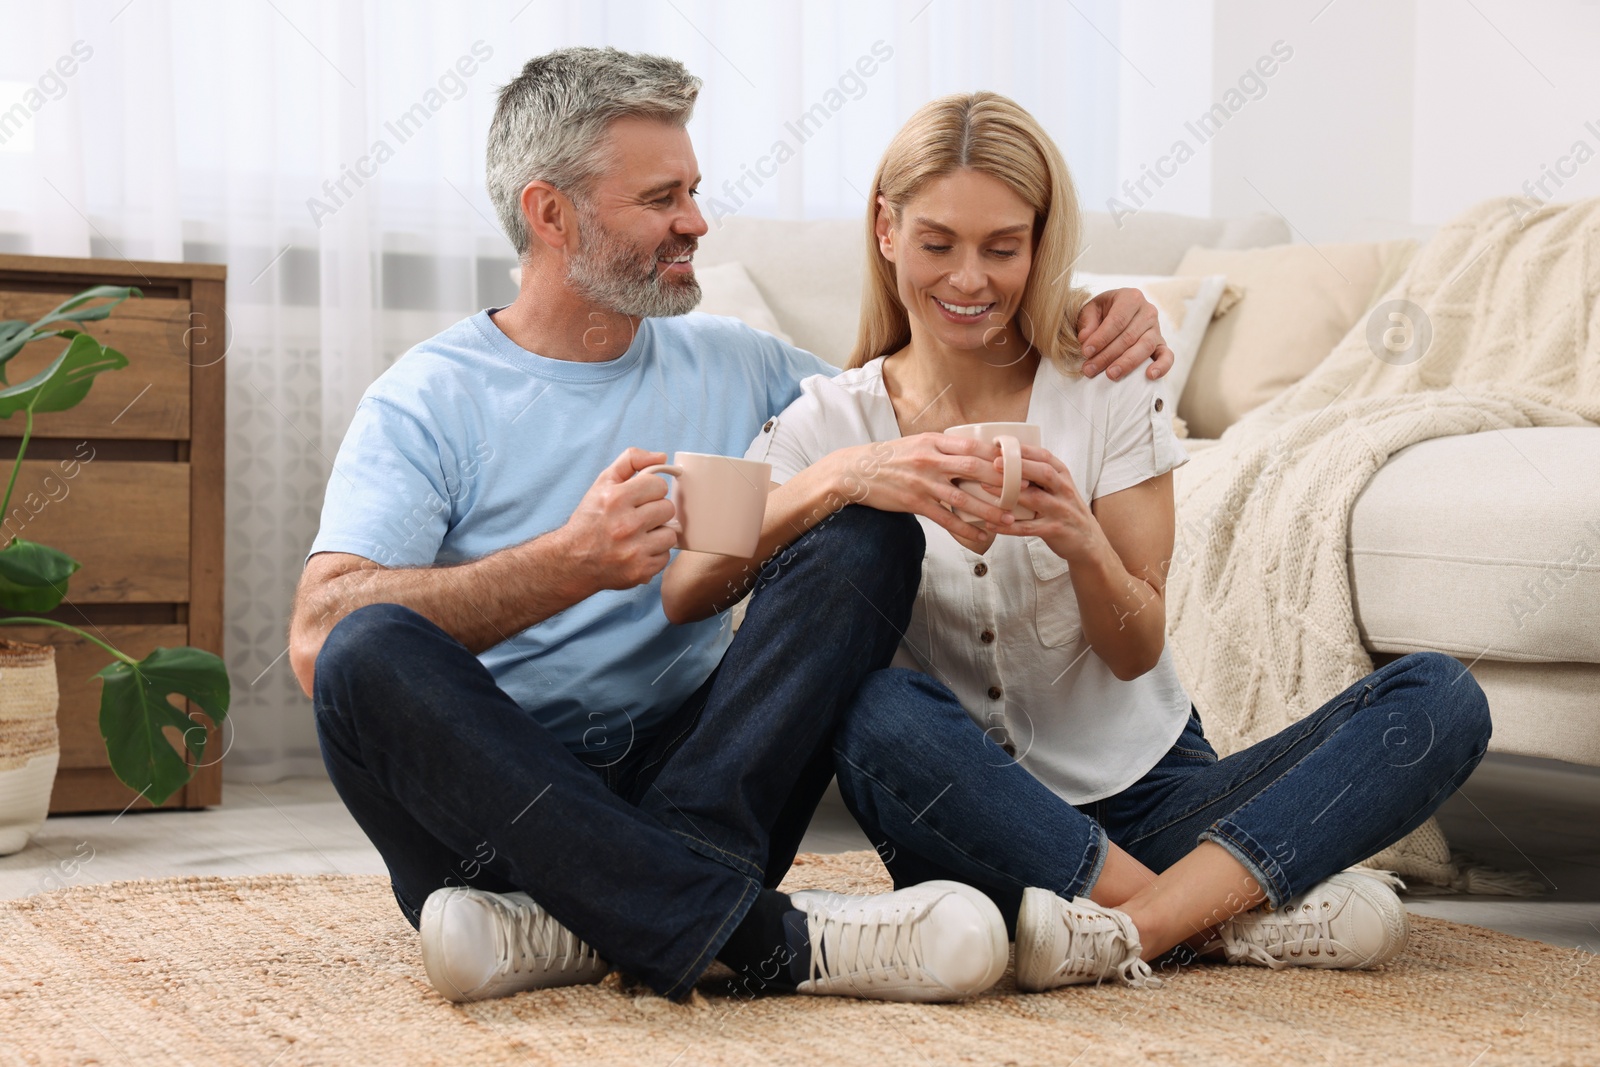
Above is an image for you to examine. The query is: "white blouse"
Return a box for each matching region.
[745,354,1193,804]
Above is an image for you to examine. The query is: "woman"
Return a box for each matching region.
[661,91,1490,990]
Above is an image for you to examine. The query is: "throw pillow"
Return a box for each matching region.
[687,261,794,344]
[1074,271,1231,438]
[1173,240,1417,439]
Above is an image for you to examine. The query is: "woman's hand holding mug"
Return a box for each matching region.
[823,433,1013,550]
[995,443,1099,561]
[943,422,1045,552]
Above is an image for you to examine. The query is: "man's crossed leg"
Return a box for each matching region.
[313,506,1007,1003]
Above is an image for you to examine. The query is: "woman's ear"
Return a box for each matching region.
[873,196,897,262]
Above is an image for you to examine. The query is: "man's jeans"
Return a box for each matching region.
[312,505,922,1000]
[834,652,1491,930]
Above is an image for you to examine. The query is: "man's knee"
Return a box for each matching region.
[852,503,923,551]
[808,505,923,594]
[812,505,921,563]
[315,603,433,704]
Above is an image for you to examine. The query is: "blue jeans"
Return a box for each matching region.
[833,652,1491,931]
[312,505,922,1000]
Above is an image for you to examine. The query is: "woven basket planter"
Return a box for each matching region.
[0,638,59,855]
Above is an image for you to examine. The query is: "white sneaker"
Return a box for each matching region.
[1014,888,1160,991]
[787,887,867,911]
[1217,870,1410,970]
[420,886,609,1002]
[792,880,1008,1002]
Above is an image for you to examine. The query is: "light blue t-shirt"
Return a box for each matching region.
[308,309,835,757]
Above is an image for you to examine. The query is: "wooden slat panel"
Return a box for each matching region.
[0,439,183,463]
[34,604,184,627]
[0,292,192,440]
[49,767,194,814]
[185,278,227,807]
[3,459,189,602]
[0,253,225,282]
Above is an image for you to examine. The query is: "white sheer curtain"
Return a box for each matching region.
[0,0,1127,783]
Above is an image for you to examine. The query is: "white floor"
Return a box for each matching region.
[2,753,1596,953]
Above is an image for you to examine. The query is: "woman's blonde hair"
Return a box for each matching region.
[849,91,1089,371]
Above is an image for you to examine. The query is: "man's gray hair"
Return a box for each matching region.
[487,47,701,257]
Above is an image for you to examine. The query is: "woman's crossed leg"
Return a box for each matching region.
[834,651,1490,975]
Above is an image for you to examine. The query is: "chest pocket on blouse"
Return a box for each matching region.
[1027,537,1083,648]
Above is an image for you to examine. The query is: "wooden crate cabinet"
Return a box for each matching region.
[0,254,225,812]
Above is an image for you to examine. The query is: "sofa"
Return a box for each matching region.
[694,209,1600,770]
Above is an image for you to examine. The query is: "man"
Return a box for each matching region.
[290,46,1173,1005]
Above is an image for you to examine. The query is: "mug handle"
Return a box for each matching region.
[995,435,1022,511]
[637,463,684,533]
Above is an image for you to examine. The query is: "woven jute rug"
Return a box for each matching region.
[1,851,1594,1066]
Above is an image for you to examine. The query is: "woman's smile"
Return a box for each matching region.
[931,295,998,323]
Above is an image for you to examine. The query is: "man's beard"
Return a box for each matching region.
[567,202,701,318]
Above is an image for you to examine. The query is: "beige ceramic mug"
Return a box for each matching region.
[944,422,1043,522]
[637,452,772,557]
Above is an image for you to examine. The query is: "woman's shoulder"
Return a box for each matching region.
[767,357,891,444]
[804,357,887,394]
[757,357,890,468]
[1036,353,1165,412]
[789,357,889,409]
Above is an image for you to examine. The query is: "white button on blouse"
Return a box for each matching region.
[747,354,1193,804]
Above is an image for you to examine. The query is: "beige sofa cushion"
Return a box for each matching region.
[1175,240,1416,438]
[693,261,794,344]
[695,217,864,366]
[1450,660,1600,766]
[1349,427,1600,665]
[1078,210,1290,275]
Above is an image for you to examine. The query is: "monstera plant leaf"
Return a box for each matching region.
[0,321,35,370]
[96,646,231,807]
[0,332,128,417]
[32,285,138,328]
[0,538,79,612]
[0,286,138,376]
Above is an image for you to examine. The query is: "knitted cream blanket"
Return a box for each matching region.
[1167,196,1600,888]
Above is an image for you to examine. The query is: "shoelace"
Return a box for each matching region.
[1051,901,1161,989]
[489,895,602,976]
[1220,898,1338,969]
[807,897,925,988]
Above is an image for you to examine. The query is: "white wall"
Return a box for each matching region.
[1209,0,1416,243]
[1411,0,1600,225]
[1110,0,1215,219]
[1200,0,1600,242]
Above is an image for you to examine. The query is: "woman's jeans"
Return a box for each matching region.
[311,505,921,1001]
[834,652,1492,933]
